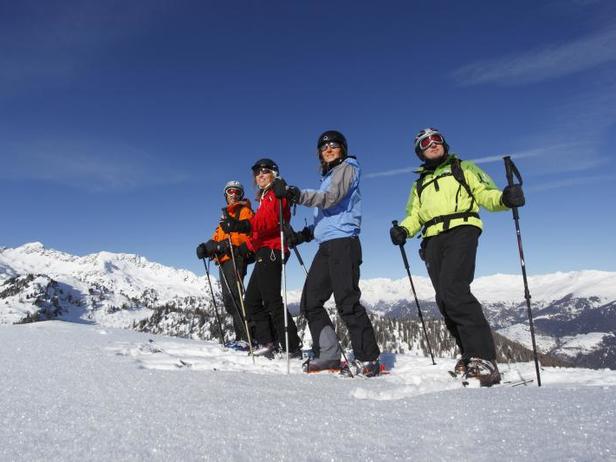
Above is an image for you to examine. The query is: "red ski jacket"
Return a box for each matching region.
[247,187,290,252]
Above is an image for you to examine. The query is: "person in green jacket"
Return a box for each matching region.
[389,128,525,387]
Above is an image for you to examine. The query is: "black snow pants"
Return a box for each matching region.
[219,256,248,342]
[300,237,380,362]
[423,225,496,360]
[244,247,300,352]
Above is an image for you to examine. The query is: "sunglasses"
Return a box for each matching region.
[253,167,274,176]
[319,141,342,152]
[225,188,242,196]
[418,134,444,151]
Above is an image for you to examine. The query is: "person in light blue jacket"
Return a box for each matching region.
[281,130,381,377]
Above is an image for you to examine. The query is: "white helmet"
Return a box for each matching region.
[223,180,244,198]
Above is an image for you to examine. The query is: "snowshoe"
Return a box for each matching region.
[454,357,467,375]
[346,359,381,378]
[225,340,251,352]
[302,358,342,374]
[462,358,501,387]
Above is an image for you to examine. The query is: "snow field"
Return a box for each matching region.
[2,321,615,461]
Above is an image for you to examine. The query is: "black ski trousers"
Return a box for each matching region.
[219,256,247,342]
[423,225,496,360]
[300,237,380,362]
[244,247,300,352]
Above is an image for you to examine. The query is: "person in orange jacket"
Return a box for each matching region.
[197,180,254,345]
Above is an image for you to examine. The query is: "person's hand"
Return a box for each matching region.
[272,178,288,199]
[502,185,525,208]
[208,239,230,256]
[196,242,209,259]
[285,226,313,248]
[236,242,253,258]
[390,225,408,246]
[221,218,251,234]
[286,185,301,205]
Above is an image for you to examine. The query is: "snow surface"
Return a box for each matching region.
[2,321,615,461]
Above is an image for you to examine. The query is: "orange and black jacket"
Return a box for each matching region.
[211,199,254,263]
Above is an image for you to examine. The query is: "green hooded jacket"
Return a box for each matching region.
[399,154,508,238]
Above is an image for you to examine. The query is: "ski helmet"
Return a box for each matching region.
[223,180,244,199]
[251,158,279,175]
[317,130,348,154]
[414,128,449,160]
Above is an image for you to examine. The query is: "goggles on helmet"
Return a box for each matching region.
[319,141,342,152]
[253,167,274,176]
[225,188,242,196]
[418,134,444,151]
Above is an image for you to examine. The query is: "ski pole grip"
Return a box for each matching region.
[392,220,411,270]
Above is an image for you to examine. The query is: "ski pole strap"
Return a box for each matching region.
[421,212,480,235]
[504,156,523,187]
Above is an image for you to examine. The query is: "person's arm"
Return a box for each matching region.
[298,162,356,209]
[399,182,422,238]
[463,162,508,212]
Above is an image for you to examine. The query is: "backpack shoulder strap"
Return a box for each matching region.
[451,158,476,209]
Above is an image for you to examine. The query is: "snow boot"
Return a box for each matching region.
[463,358,501,387]
[253,342,276,359]
[356,359,381,378]
[302,358,342,373]
[454,357,467,375]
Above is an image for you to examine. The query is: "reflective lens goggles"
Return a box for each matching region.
[225,188,242,196]
[319,141,342,152]
[253,167,274,176]
[418,134,444,151]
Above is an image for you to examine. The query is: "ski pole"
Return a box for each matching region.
[503,156,541,387]
[201,258,226,346]
[278,198,290,374]
[392,220,436,365]
[292,245,353,377]
[215,254,255,364]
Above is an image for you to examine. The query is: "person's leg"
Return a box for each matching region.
[423,235,464,355]
[258,249,301,352]
[329,238,380,362]
[437,226,496,360]
[220,259,247,342]
[300,244,339,360]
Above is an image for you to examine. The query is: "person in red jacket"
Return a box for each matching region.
[220,158,301,358]
[196,181,254,346]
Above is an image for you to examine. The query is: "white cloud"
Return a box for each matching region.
[452,25,616,86]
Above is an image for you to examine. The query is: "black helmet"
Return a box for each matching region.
[251,158,279,174]
[413,128,449,160]
[317,130,348,154]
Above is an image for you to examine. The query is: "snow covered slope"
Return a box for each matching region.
[1,321,614,461]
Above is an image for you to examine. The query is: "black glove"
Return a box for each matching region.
[206,239,230,257]
[236,242,253,258]
[220,217,251,234]
[501,185,525,208]
[286,185,301,205]
[285,225,313,249]
[272,178,288,199]
[390,225,408,246]
[196,242,209,259]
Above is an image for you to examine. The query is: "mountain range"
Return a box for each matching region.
[2,242,615,368]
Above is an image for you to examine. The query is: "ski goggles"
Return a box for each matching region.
[417,134,444,151]
[319,141,342,152]
[225,188,242,196]
[253,167,274,176]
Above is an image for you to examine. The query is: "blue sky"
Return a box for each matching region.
[1,0,615,289]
